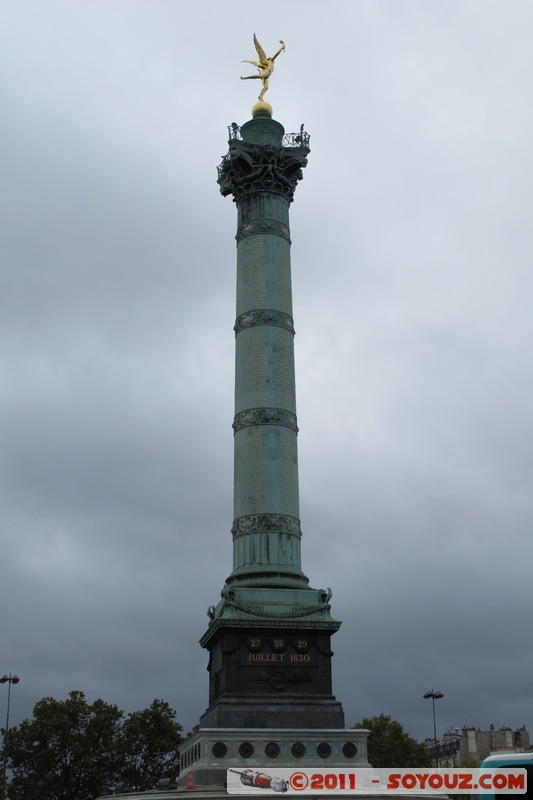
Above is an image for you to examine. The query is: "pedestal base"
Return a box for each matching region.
[97,727,369,799]
[177,727,370,790]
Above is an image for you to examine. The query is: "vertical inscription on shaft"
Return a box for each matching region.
[234,426,299,518]
[237,235,292,316]
[235,327,296,412]
[272,236,291,312]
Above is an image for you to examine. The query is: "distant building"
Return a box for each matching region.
[424,725,530,766]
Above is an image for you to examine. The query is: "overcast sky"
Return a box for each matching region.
[1,0,532,748]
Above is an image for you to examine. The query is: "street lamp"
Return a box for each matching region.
[423,689,444,768]
[1,674,20,800]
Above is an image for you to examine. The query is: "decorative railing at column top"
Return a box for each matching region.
[227,123,310,149]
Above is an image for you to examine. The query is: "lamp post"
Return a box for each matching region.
[423,689,444,768]
[1,674,20,800]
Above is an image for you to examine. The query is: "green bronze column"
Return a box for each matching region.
[224,113,308,589]
[199,105,345,729]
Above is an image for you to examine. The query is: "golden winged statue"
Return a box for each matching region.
[241,34,285,101]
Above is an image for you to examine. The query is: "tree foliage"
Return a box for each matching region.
[2,691,183,800]
[4,691,122,800]
[118,699,182,791]
[352,713,432,768]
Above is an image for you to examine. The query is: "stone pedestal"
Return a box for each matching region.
[199,623,344,729]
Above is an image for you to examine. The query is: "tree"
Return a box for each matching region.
[117,699,182,791]
[352,714,432,768]
[4,691,123,800]
[2,692,184,799]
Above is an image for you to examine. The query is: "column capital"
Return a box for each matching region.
[217,118,310,204]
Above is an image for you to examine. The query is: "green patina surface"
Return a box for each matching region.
[205,112,339,630]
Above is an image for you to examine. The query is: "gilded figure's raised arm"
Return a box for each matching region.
[270,40,286,61]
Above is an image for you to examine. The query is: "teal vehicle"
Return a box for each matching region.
[478,752,532,800]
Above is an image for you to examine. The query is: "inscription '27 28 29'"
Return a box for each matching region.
[244,637,313,664]
[246,638,309,650]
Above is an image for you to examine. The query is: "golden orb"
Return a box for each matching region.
[252,100,273,118]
